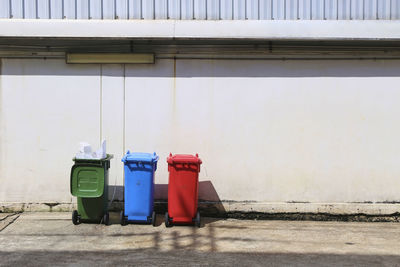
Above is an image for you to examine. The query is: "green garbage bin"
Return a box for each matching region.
[70,154,113,225]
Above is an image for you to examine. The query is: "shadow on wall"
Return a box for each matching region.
[108,185,124,202]
[153,180,221,201]
[3,58,400,78]
[154,180,227,217]
[108,180,226,216]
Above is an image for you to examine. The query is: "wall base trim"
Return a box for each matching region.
[1,201,399,217]
[224,202,400,215]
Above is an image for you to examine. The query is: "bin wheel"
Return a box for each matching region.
[195,211,201,228]
[72,210,80,225]
[152,211,156,227]
[120,211,126,226]
[103,212,110,226]
[165,212,171,228]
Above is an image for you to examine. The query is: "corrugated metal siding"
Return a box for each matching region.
[1,0,400,20]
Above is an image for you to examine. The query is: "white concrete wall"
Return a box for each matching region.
[1,58,400,211]
[0,59,101,203]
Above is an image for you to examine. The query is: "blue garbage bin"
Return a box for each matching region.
[120,151,159,226]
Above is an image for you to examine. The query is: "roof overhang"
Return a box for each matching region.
[1,19,400,41]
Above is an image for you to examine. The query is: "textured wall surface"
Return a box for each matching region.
[1,58,400,208]
[0,0,399,20]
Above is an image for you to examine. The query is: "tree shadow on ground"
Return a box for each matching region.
[0,249,399,266]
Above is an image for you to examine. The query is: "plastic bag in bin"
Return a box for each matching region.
[75,139,106,159]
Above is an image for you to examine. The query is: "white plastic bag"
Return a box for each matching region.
[94,139,106,159]
[75,139,106,159]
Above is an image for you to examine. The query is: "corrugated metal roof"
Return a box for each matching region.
[0,0,399,20]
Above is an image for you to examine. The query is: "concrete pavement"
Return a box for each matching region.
[0,212,400,266]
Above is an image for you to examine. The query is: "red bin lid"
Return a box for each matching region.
[167,153,202,164]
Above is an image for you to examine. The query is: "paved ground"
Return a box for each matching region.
[0,212,400,266]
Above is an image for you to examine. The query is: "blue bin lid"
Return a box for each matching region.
[121,151,159,163]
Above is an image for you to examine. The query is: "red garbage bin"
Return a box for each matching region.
[165,153,202,227]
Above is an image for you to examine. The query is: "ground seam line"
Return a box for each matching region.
[0,213,21,232]
[0,212,22,222]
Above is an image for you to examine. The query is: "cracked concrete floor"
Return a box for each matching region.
[0,212,400,266]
